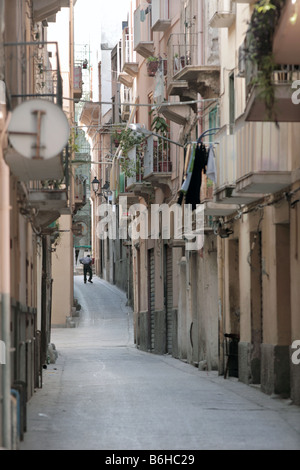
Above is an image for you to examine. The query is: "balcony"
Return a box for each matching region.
[121,29,138,78]
[28,181,69,229]
[118,72,134,88]
[143,135,173,185]
[273,1,300,65]
[158,102,193,126]
[200,177,240,219]
[134,4,154,59]
[4,41,63,107]
[120,86,132,122]
[209,0,236,29]
[214,126,264,205]
[235,119,298,195]
[79,101,100,139]
[32,0,74,23]
[124,145,154,199]
[5,148,65,182]
[203,202,240,217]
[245,64,300,122]
[167,34,220,99]
[74,66,83,103]
[151,0,171,32]
[116,172,141,205]
[74,176,87,212]
[143,135,185,196]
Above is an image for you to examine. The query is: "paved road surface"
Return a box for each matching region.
[20,276,300,451]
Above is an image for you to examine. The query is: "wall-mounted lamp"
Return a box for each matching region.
[92,176,100,194]
[92,177,112,201]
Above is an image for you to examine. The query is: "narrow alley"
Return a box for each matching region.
[19,276,300,451]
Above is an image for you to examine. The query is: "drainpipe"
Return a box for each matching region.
[197,0,204,137]
[0,0,11,448]
[0,112,12,450]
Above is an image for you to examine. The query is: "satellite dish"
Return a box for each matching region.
[8,99,70,160]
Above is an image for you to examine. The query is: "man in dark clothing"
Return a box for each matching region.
[79,255,93,284]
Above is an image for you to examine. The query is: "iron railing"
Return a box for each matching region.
[124,133,180,190]
[4,41,63,109]
[167,32,198,78]
[246,62,300,99]
[122,31,135,66]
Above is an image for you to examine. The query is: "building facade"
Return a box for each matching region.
[0,0,78,449]
[93,0,300,406]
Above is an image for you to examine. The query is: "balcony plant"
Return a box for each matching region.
[146,56,159,77]
[149,108,171,172]
[246,0,286,121]
[112,129,122,147]
[115,128,145,178]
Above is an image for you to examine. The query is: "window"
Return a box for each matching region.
[209,106,219,142]
[229,72,235,134]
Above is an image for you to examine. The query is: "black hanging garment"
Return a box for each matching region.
[177,144,191,206]
[185,142,207,210]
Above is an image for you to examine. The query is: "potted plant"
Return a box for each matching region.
[146,56,159,77]
[149,108,169,137]
[174,53,180,72]
[112,129,122,147]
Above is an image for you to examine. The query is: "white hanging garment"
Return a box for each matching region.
[206,144,217,183]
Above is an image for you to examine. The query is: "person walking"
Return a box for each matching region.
[79,254,93,284]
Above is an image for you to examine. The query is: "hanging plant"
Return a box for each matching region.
[146,56,159,77]
[246,0,286,120]
[149,107,169,137]
[115,128,145,178]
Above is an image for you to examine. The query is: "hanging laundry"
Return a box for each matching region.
[180,145,195,194]
[185,142,207,210]
[153,70,165,103]
[178,144,194,205]
[206,144,217,184]
[140,9,146,22]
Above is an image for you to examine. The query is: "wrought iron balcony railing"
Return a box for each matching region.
[167,33,197,78]
[4,41,63,109]
[245,62,300,122]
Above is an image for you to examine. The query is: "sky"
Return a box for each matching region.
[74,0,131,107]
[74,0,102,47]
[74,0,131,46]
[47,1,132,109]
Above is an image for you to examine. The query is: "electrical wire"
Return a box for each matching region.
[65,96,219,108]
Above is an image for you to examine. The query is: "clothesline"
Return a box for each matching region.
[189,141,219,146]
[184,127,220,148]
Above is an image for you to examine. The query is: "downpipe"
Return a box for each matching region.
[0,109,12,450]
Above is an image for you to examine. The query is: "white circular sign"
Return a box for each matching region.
[8,99,70,159]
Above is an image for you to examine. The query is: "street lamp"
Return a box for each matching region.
[92,176,100,194]
[92,177,112,201]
